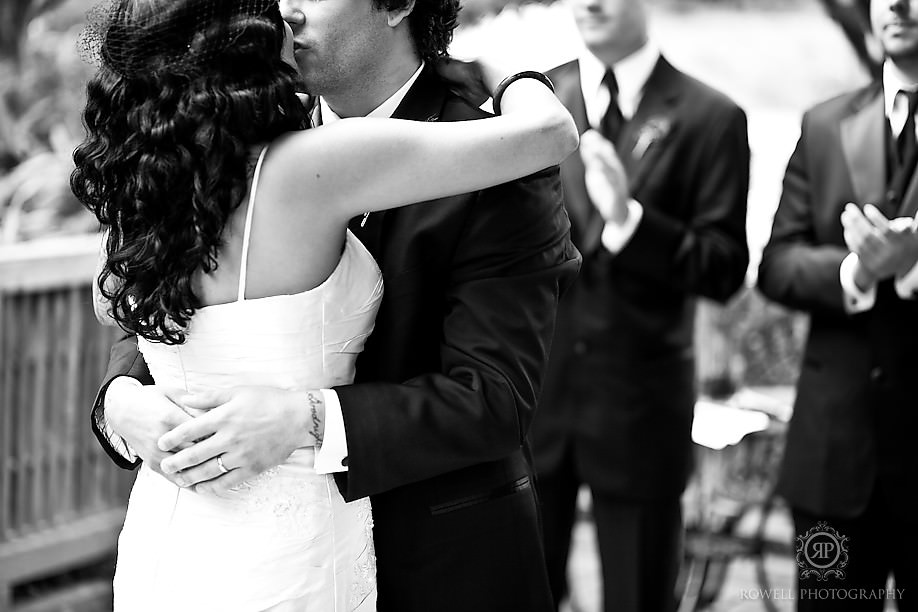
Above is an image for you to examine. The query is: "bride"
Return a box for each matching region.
[72,0,576,610]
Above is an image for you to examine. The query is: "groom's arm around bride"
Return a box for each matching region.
[89,1,582,610]
[94,71,581,612]
[97,68,580,610]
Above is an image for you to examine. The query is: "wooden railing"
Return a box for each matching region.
[0,234,132,611]
[0,236,804,611]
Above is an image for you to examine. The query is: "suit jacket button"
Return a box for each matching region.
[573,341,587,355]
[870,367,885,383]
[887,190,899,205]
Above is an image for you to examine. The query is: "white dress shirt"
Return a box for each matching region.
[841,60,918,312]
[577,42,660,253]
[314,62,424,474]
[103,378,141,462]
[315,62,424,124]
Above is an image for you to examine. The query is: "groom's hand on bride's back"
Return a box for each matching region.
[156,386,313,497]
[105,379,192,482]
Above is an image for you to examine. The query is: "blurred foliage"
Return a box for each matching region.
[665,0,880,77]
[696,286,808,400]
[0,0,97,243]
[0,0,67,59]
[721,287,807,388]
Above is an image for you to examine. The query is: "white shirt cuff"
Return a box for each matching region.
[313,389,349,474]
[839,252,876,313]
[103,376,140,462]
[600,199,644,254]
[896,261,918,299]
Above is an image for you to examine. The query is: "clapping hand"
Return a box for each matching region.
[580,130,630,226]
[156,386,312,497]
[840,203,918,286]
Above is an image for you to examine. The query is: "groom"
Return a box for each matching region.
[90,0,581,610]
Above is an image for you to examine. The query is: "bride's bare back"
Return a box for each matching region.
[195,78,577,308]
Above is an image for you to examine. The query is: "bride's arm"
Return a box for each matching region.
[271,69,578,219]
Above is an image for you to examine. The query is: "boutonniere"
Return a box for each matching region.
[631,116,672,160]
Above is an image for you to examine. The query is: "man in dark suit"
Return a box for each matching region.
[529,0,749,610]
[88,0,581,610]
[758,0,918,608]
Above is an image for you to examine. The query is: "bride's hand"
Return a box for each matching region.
[434,57,490,108]
[434,56,534,108]
[474,56,523,98]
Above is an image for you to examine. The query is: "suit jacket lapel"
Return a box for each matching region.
[619,57,681,195]
[552,61,605,254]
[840,83,886,209]
[348,65,448,256]
[390,64,446,122]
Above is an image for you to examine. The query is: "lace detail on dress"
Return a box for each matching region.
[220,463,333,540]
[349,498,377,611]
[119,229,383,611]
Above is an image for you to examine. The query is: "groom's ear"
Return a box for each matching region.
[386,0,415,27]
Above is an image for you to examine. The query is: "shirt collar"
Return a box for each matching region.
[318,62,425,125]
[579,40,660,123]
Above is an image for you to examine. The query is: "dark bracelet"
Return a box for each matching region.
[492,71,555,116]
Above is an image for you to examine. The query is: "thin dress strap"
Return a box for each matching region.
[238,146,269,302]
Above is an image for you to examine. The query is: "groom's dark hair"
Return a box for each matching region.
[374,0,460,63]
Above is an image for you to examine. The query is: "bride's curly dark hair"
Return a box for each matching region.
[72,0,310,344]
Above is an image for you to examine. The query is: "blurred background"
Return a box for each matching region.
[0,0,879,610]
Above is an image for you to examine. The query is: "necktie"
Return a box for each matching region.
[891,89,918,212]
[898,89,918,165]
[600,68,624,145]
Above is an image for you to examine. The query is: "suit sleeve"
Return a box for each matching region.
[334,168,581,501]
[90,332,153,470]
[757,111,849,315]
[611,103,751,303]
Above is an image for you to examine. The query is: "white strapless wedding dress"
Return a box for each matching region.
[113,148,384,612]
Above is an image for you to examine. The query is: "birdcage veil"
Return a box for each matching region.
[77,0,280,78]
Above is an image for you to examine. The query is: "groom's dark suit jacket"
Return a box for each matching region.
[758,82,918,520]
[92,65,581,611]
[531,58,749,501]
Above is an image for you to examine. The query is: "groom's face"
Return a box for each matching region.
[569,0,647,61]
[872,0,918,63]
[280,0,391,95]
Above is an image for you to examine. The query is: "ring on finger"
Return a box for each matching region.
[216,455,230,475]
